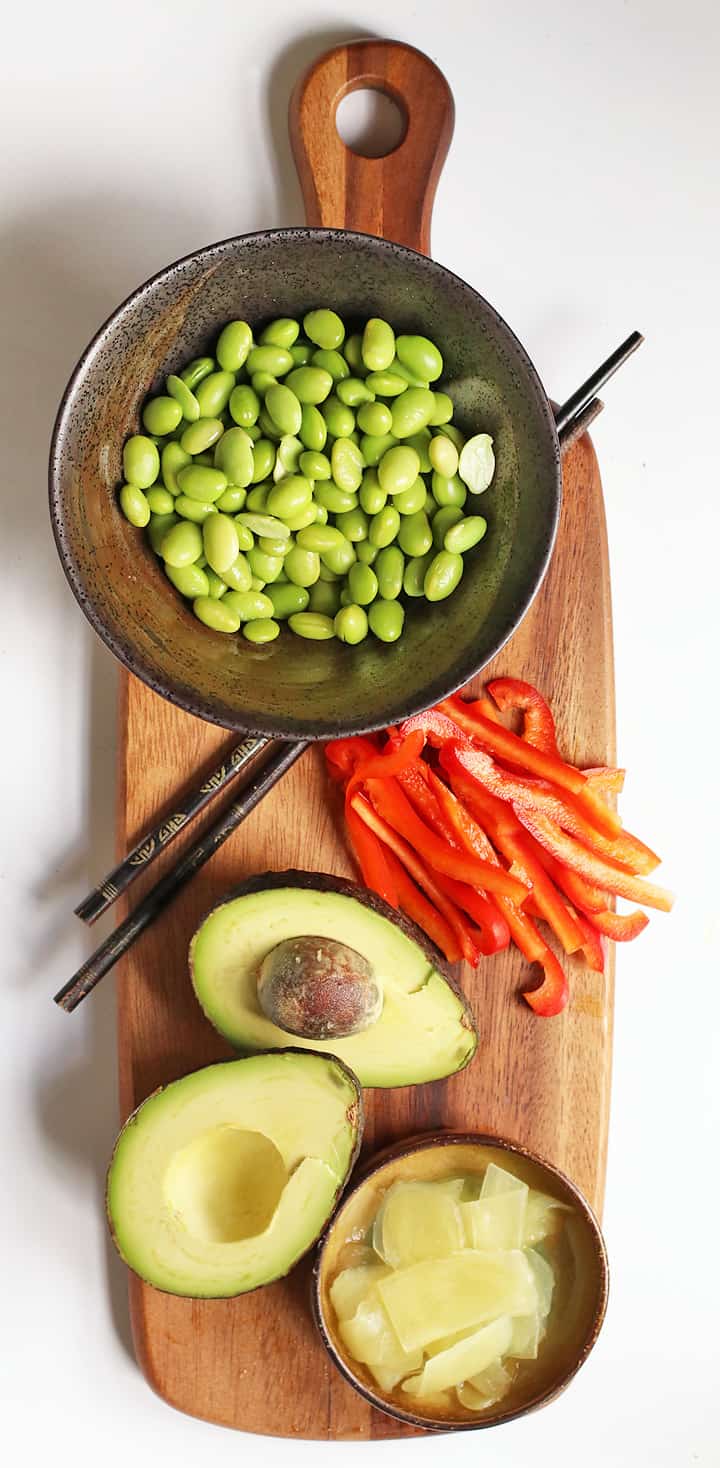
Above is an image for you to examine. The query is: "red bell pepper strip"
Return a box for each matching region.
[513,807,674,913]
[585,907,650,941]
[401,707,473,750]
[486,678,560,755]
[325,735,378,781]
[397,762,460,849]
[489,827,585,956]
[522,944,569,1018]
[574,912,605,972]
[345,803,399,909]
[380,848,463,964]
[523,841,610,915]
[429,870,511,956]
[363,775,529,904]
[349,794,482,966]
[452,746,660,875]
[438,749,524,837]
[346,729,426,793]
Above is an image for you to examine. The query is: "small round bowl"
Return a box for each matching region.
[314,1132,608,1431]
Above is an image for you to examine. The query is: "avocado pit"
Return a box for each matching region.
[257,936,383,1040]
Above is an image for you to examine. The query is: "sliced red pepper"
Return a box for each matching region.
[397,762,459,848]
[325,734,378,781]
[490,827,585,956]
[349,794,482,966]
[522,945,569,1018]
[429,870,511,956]
[401,707,473,749]
[452,746,660,875]
[438,749,524,837]
[574,912,605,972]
[345,804,399,909]
[363,775,528,904]
[523,841,610,915]
[514,807,674,913]
[585,907,650,941]
[347,729,426,792]
[486,677,560,755]
[381,848,462,964]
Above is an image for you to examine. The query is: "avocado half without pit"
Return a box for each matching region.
[106,1050,362,1298]
[190,872,478,1087]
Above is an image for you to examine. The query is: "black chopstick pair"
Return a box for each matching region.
[54,740,307,1014]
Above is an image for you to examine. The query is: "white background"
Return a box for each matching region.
[2,1,718,1463]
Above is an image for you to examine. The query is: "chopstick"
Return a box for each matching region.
[54,740,307,1014]
[74,735,266,924]
[554,331,643,440]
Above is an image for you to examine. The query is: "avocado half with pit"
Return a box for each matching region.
[189,872,478,1088]
[106,1049,362,1298]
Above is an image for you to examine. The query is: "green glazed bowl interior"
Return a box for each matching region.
[50,228,560,738]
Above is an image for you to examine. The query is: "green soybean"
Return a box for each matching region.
[343,333,366,375]
[308,579,342,617]
[119,483,151,527]
[361,318,395,372]
[432,505,464,548]
[348,562,378,606]
[236,512,290,541]
[145,486,174,515]
[142,395,183,437]
[429,433,459,477]
[375,546,404,600]
[314,483,358,514]
[369,505,401,548]
[357,432,394,467]
[424,549,464,601]
[436,422,465,450]
[322,396,355,439]
[247,484,270,510]
[180,357,215,390]
[284,545,320,587]
[299,403,327,450]
[320,540,357,575]
[216,486,247,513]
[312,348,349,381]
[335,507,368,542]
[444,515,488,553]
[123,435,159,490]
[357,401,392,436]
[174,496,216,524]
[290,341,313,366]
[378,445,420,495]
[193,596,240,633]
[336,376,375,406]
[288,611,335,640]
[394,478,427,515]
[243,617,280,643]
[165,561,209,599]
[251,440,276,482]
[216,320,253,371]
[194,371,235,418]
[161,441,191,494]
[365,370,408,397]
[267,475,313,520]
[203,513,239,574]
[259,317,300,350]
[390,387,436,439]
[331,437,363,493]
[403,552,433,596]
[259,535,291,556]
[318,563,340,582]
[283,502,318,532]
[368,599,405,642]
[267,582,310,620]
[296,525,347,554]
[247,547,284,583]
[181,417,224,454]
[299,450,331,480]
[220,553,253,592]
[431,471,467,508]
[167,375,200,422]
[334,604,368,644]
[359,470,386,516]
[396,334,443,382]
[234,521,254,551]
[265,383,303,436]
[206,571,228,599]
[229,384,260,427]
[247,345,293,378]
[177,464,227,502]
[287,366,334,405]
[304,309,344,350]
[257,407,283,442]
[273,435,303,479]
[223,589,275,621]
[429,391,454,426]
[355,541,378,565]
[389,358,429,389]
[148,512,178,554]
[161,520,203,566]
[253,373,278,400]
[213,427,254,487]
[398,510,433,557]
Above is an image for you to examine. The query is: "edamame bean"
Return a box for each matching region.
[181,417,224,454]
[259,535,291,556]
[322,396,355,439]
[161,520,203,566]
[296,525,347,554]
[357,401,392,436]
[193,596,240,633]
[303,309,344,350]
[362,319,395,373]
[223,589,275,621]
[246,423,261,441]
[355,541,378,565]
[290,340,313,366]
[247,484,270,510]
[266,383,303,436]
[267,582,310,620]
[205,571,227,599]
[444,515,488,553]
[174,496,217,523]
[336,376,375,406]
[334,604,368,644]
[394,477,427,515]
[247,547,284,583]
[220,553,253,592]
[312,348,349,381]
[431,471,467,508]
[320,540,357,575]
[119,483,151,527]
[166,561,210,599]
[378,445,420,495]
[287,612,335,640]
[424,549,464,601]
[432,505,464,548]
[203,513,240,574]
[213,427,254,486]
[284,545,320,587]
[181,356,215,390]
[369,505,401,548]
[348,562,378,606]
[216,320,253,371]
[365,371,408,397]
[299,403,327,450]
[167,374,200,422]
[147,512,178,554]
[194,450,215,466]
[286,366,333,405]
[249,576,266,591]
[299,450,331,480]
[246,345,293,377]
[236,512,291,540]
[283,502,318,532]
[194,371,235,418]
[389,358,429,388]
[318,563,340,582]
[405,429,432,473]
[142,395,183,437]
[229,384,260,427]
[259,317,300,349]
[402,552,433,596]
[343,333,366,375]
[331,437,363,493]
[429,391,454,426]
[359,470,386,516]
[308,580,342,617]
[267,475,313,520]
[436,422,465,450]
[314,483,358,514]
[458,433,496,494]
[216,486,247,513]
[360,432,397,466]
[123,435,159,490]
[177,464,227,502]
[396,334,443,382]
[375,546,405,599]
[428,434,458,478]
[335,507,368,542]
[251,440,276,482]
[390,387,436,439]
[146,486,175,515]
[368,599,405,642]
[234,521,254,551]
[252,372,278,398]
[243,618,280,644]
[258,407,283,442]
[398,510,433,557]
[161,441,191,494]
[273,435,303,480]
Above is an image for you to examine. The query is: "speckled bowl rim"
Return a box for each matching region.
[49,227,561,739]
[313,1130,609,1433]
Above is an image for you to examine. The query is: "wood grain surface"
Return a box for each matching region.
[115,39,615,1438]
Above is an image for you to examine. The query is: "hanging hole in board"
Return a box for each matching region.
[335,88,407,159]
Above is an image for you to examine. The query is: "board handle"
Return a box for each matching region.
[289,39,454,255]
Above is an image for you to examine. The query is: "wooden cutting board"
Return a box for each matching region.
[115,40,615,1439]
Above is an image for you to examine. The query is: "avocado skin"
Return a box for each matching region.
[189,869,478,1059]
[105,1048,364,1299]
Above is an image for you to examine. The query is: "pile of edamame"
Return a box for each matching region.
[118,311,496,646]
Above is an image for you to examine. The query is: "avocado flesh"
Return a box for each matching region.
[190,884,477,1088]
[107,1051,361,1298]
